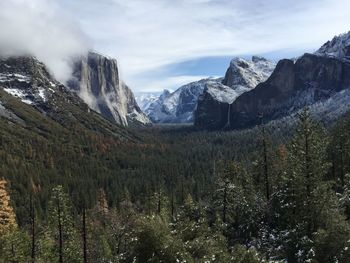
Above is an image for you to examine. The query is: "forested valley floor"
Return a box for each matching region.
[1,109,350,262]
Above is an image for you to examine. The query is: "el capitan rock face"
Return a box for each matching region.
[68,52,150,126]
[227,53,350,129]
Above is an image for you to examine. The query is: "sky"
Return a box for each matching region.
[1,0,350,92]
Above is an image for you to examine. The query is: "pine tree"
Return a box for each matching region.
[274,109,350,262]
[213,161,262,245]
[48,185,82,263]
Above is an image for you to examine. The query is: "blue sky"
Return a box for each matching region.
[1,0,350,92]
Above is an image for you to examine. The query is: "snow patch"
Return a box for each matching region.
[0,73,31,83]
[206,82,239,104]
[315,31,350,61]
[3,88,34,105]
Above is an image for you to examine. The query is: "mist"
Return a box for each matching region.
[0,0,89,83]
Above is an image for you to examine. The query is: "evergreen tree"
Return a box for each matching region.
[213,161,263,245]
[273,109,350,262]
[47,185,82,263]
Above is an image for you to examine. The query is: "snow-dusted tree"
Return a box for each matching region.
[274,109,350,262]
[213,161,263,245]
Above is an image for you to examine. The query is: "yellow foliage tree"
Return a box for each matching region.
[0,178,17,235]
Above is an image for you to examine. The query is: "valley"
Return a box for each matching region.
[1,3,350,261]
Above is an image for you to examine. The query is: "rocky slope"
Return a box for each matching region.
[194,32,350,130]
[68,52,150,126]
[194,57,276,129]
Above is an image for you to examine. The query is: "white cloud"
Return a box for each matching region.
[135,75,217,93]
[58,0,350,91]
[0,0,89,83]
[1,0,350,92]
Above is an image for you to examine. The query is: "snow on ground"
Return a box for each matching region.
[38,87,47,102]
[0,73,31,83]
[206,82,239,104]
[3,88,33,104]
[226,56,276,90]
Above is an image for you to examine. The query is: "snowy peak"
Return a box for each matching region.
[222,56,276,90]
[315,31,350,62]
[145,78,221,123]
[135,92,160,112]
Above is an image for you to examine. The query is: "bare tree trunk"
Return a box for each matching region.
[262,127,270,201]
[30,195,36,263]
[82,208,88,263]
[57,198,63,263]
[171,188,175,219]
[157,187,161,214]
[223,181,228,223]
[340,142,345,187]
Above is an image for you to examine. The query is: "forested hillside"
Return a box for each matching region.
[1,105,350,262]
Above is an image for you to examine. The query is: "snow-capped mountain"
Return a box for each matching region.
[145,56,276,124]
[315,31,350,62]
[68,52,150,126]
[135,92,161,112]
[195,32,350,130]
[145,78,220,123]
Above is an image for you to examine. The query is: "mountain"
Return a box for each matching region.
[145,56,276,124]
[68,52,150,126]
[135,92,160,112]
[194,32,350,130]
[194,56,276,129]
[0,55,135,140]
[145,79,220,123]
